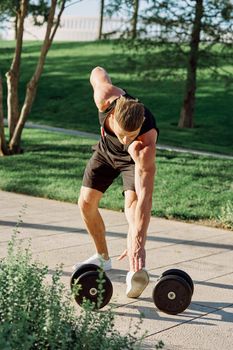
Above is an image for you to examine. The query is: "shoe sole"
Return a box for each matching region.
[127,270,149,298]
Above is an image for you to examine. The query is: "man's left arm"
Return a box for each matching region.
[128,129,157,271]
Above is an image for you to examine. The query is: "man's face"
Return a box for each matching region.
[113,119,141,145]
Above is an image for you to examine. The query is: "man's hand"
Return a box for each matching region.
[118,245,146,272]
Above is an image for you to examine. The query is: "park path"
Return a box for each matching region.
[23,121,233,160]
[0,190,233,349]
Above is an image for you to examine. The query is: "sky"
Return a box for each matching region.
[63,0,102,17]
[0,0,149,39]
[63,0,149,18]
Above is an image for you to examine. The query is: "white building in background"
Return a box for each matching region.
[3,15,127,41]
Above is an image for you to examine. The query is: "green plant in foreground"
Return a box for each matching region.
[0,226,164,349]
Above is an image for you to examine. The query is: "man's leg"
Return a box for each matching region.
[78,185,110,260]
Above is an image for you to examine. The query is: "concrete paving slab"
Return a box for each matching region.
[112,302,215,339]
[191,273,233,308]
[0,190,233,350]
[178,252,233,281]
[145,305,233,350]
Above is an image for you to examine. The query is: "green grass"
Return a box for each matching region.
[0,40,232,155]
[0,40,232,228]
[0,129,232,229]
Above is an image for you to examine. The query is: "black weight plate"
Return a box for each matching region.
[74,271,113,309]
[161,269,194,294]
[153,275,192,315]
[70,263,100,288]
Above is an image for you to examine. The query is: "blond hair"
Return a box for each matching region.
[114,96,145,131]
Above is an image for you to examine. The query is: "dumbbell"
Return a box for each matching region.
[70,264,113,309]
[153,269,194,315]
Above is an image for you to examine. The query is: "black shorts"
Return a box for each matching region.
[82,142,135,193]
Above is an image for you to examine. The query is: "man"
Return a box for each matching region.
[74,66,159,298]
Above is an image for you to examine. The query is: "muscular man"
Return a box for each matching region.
[74,67,159,298]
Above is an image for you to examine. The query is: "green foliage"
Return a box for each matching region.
[0,223,159,349]
[0,0,63,27]
[114,0,233,83]
[29,0,51,25]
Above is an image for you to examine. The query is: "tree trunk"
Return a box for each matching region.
[15,14,18,39]
[131,0,139,39]
[14,0,21,39]
[9,0,66,153]
[6,0,28,140]
[178,0,204,128]
[98,0,105,40]
[0,75,9,156]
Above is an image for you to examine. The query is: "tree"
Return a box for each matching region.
[0,0,50,39]
[105,0,140,39]
[179,0,204,128]
[121,0,233,128]
[0,0,68,156]
[98,0,105,39]
[178,0,233,128]
[0,75,8,156]
[131,0,139,39]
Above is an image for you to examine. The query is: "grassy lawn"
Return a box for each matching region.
[1,40,232,229]
[0,129,232,229]
[1,40,233,155]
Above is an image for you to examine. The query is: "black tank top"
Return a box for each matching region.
[98,91,159,156]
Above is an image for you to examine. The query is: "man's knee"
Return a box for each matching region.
[78,187,102,215]
[78,195,96,213]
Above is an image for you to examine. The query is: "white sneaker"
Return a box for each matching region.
[126,269,149,298]
[72,253,112,272]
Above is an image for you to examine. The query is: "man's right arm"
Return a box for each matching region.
[90,66,112,87]
[90,67,113,111]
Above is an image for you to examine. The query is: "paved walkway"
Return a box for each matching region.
[1,190,233,349]
[22,121,233,160]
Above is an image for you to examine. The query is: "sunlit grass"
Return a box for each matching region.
[0,129,232,229]
[1,40,232,155]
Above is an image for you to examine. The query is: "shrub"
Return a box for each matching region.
[0,228,163,349]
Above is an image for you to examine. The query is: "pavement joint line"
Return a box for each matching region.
[1,191,232,347]
[0,231,83,243]
[0,232,121,245]
[4,119,233,160]
[203,271,233,282]
[43,265,233,317]
[58,247,231,272]
[110,299,139,310]
[33,238,122,254]
[3,228,223,252]
[144,303,233,339]
[0,225,226,249]
[191,302,222,311]
[145,249,233,274]
[1,219,128,235]
[110,300,225,337]
[0,230,233,262]
[109,232,231,258]
[144,233,233,252]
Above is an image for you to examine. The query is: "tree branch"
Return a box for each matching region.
[6,0,28,139]
[49,0,66,44]
[9,0,67,152]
